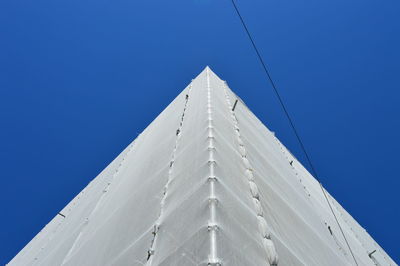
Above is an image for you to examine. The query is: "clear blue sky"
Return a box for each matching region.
[1,0,399,264]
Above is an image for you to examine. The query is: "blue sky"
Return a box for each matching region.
[1,0,399,264]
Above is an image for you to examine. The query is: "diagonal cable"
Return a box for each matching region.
[230,0,359,265]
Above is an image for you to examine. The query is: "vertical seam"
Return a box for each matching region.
[146,84,192,265]
[222,82,278,266]
[206,68,220,266]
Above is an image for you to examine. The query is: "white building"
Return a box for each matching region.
[9,67,396,266]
